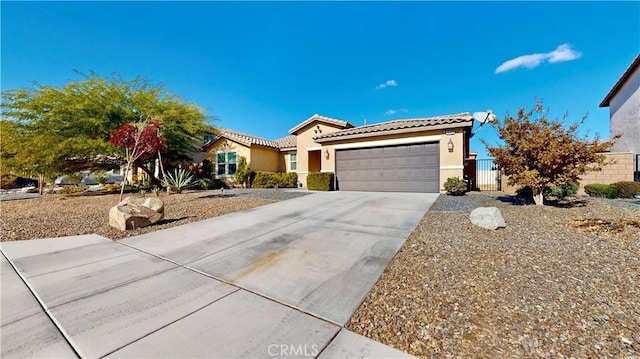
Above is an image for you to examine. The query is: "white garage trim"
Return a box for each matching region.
[332,135,442,150]
[440,165,464,169]
[306,147,322,151]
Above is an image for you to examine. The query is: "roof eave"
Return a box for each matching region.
[314,120,474,143]
[279,147,297,152]
[289,115,353,135]
[599,54,640,108]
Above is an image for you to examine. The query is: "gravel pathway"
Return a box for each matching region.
[0,190,282,241]
[347,192,640,358]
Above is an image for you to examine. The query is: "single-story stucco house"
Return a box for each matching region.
[599,53,640,155]
[203,113,475,193]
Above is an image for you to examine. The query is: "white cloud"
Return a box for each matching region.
[547,44,582,63]
[385,108,408,116]
[495,43,582,74]
[376,79,398,90]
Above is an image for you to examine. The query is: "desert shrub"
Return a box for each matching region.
[90,170,109,185]
[544,182,579,199]
[584,183,619,199]
[63,172,84,185]
[515,185,533,199]
[307,172,334,191]
[137,178,153,190]
[0,174,18,189]
[101,183,121,192]
[443,176,467,196]
[611,181,640,198]
[59,185,87,194]
[252,172,297,188]
[197,178,227,190]
[163,168,195,193]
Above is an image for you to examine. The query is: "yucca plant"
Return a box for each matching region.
[162,168,195,193]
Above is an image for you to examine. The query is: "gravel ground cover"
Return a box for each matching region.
[0,189,308,241]
[347,192,640,358]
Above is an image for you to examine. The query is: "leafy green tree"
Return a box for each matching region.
[483,100,617,205]
[1,73,215,184]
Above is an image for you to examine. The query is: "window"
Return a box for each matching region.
[216,151,237,175]
[290,152,297,171]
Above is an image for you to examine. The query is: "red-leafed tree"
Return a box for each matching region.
[109,116,165,200]
[483,100,617,205]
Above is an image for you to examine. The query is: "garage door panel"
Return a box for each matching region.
[336,142,440,193]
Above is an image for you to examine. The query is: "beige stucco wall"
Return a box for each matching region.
[294,122,348,187]
[204,138,251,185]
[578,152,634,193]
[499,152,634,195]
[249,147,280,172]
[277,151,297,173]
[609,65,640,154]
[318,129,467,191]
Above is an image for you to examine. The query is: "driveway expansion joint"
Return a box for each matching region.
[0,248,83,358]
[116,240,344,328]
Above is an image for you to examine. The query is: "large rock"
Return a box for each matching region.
[109,197,165,231]
[470,207,506,230]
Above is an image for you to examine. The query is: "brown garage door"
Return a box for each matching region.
[335,142,439,192]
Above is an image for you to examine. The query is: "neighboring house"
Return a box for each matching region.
[600,54,640,154]
[203,113,474,193]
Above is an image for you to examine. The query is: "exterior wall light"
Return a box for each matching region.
[447,139,454,152]
[324,149,330,159]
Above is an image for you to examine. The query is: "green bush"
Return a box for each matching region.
[307,172,334,191]
[515,185,533,199]
[443,176,467,196]
[544,182,579,199]
[200,159,213,179]
[252,172,297,188]
[234,156,251,187]
[611,181,640,198]
[63,172,84,185]
[90,170,109,185]
[197,178,227,190]
[584,183,619,199]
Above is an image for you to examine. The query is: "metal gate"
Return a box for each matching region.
[635,154,639,182]
[475,158,501,191]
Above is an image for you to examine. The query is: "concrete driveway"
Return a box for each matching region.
[1,191,437,358]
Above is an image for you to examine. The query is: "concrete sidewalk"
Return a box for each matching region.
[1,191,437,358]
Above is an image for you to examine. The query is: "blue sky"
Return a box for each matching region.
[2,1,639,158]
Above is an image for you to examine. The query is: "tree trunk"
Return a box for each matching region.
[38,174,44,195]
[119,164,129,202]
[138,165,163,187]
[533,191,544,206]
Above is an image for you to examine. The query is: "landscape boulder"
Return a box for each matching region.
[470,207,506,230]
[109,197,164,231]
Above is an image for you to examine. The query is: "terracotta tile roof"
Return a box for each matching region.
[289,114,355,135]
[206,129,297,151]
[600,54,640,107]
[314,113,473,142]
[208,128,280,149]
[273,135,297,150]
